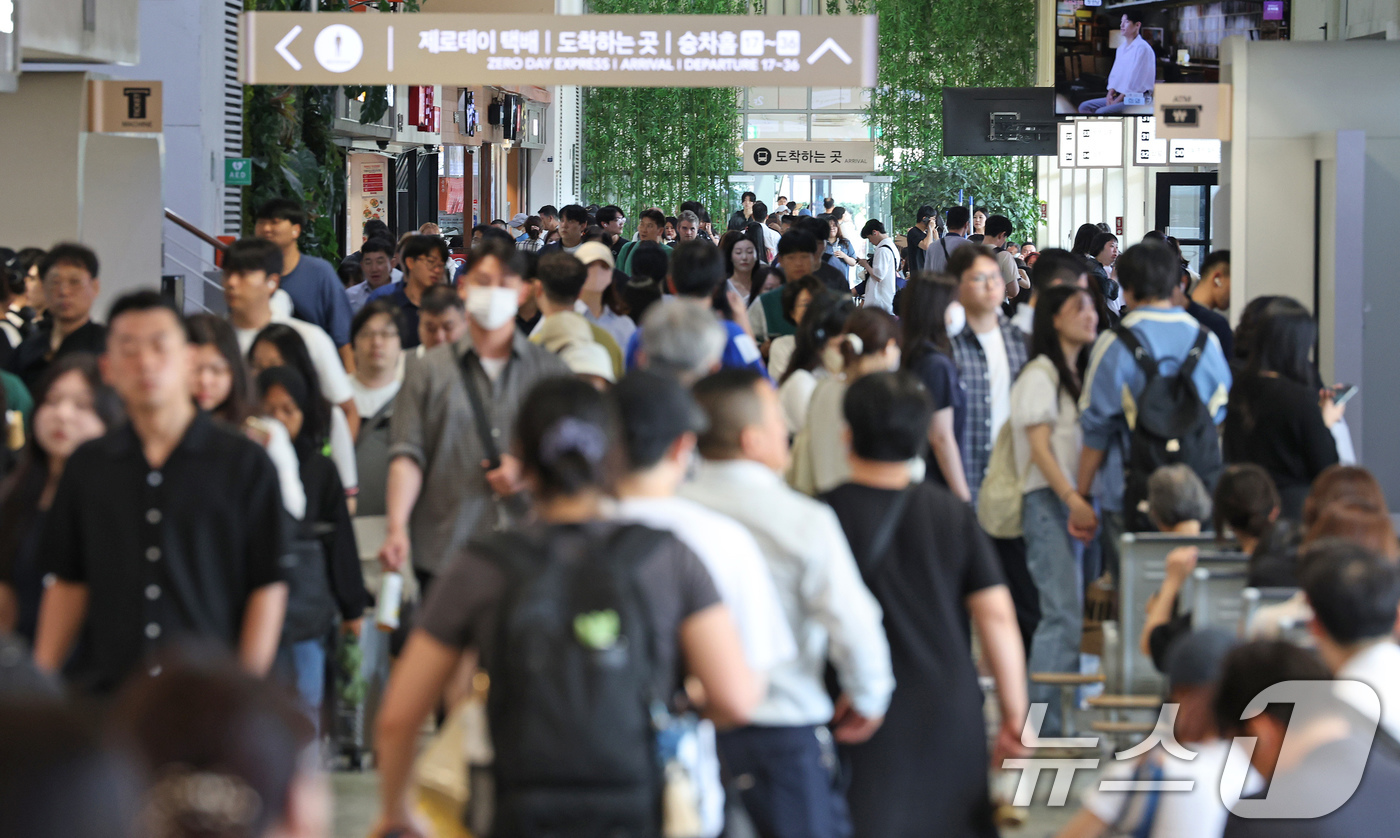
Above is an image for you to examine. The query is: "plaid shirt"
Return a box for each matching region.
[951,317,1029,504]
[516,236,544,252]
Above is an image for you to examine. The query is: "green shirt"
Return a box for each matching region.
[2,370,33,422]
[617,240,672,277]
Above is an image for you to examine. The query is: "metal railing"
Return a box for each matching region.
[162,209,227,315]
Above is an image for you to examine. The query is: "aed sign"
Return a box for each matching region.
[240,12,878,87]
[225,157,254,187]
[742,140,876,172]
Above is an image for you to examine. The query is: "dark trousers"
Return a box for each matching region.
[993,536,1041,656]
[717,725,852,838]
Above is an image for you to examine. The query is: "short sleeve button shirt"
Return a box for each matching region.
[41,412,289,693]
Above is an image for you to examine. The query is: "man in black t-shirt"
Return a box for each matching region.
[33,291,288,693]
[905,204,935,275]
[8,244,106,390]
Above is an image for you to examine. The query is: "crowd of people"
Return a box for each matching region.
[0,191,1396,838]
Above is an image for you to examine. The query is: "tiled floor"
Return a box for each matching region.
[330,763,1094,838]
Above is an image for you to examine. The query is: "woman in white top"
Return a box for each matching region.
[776,291,854,435]
[1009,284,1098,736]
[787,308,903,496]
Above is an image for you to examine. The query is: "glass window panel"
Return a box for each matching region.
[747,87,779,109]
[809,113,870,140]
[747,113,808,140]
[811,87,856,109]
[777,87,808,110]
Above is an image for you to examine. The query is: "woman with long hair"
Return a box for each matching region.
[0,355,123,640]
[788,308,903,496]
[777,291,854,434]
[1069,223,1100,258]
[1223,297,1340,518]
[1010,284,1098,734]
[249,324,358,508]
[720,229,774,306]
[187,314,306,521]
[899,273,970,499]
[372,376,756,838]
[257,366,368,724]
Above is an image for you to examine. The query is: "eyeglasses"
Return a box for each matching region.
[360,328,400,342]
[964,271,1003,286]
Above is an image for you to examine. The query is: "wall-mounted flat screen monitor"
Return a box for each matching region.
[942,87,1056,157]
[1053,2,1286,117]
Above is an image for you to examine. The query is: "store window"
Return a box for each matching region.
[810,113,870,140]
[746,113,808,140]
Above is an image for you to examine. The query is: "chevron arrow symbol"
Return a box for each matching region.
[806,38,851,65]
[276,25,303,71]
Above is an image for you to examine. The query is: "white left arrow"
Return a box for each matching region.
[276,25,303,71]
[806,37,851,66]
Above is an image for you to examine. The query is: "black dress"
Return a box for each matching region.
[1223,374,1338,519]
[821,481,1005,838]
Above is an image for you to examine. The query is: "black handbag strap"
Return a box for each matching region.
[458,351,502,468]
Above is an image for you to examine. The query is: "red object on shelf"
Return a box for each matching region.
[408,86,436,130]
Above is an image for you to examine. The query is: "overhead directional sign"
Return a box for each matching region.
[742,140,876,173]
[240,12,878,87]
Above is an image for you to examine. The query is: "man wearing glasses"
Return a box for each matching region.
[366,235,448,350]
[949,243,1037,653]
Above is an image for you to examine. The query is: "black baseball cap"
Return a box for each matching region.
[612,370,709,471]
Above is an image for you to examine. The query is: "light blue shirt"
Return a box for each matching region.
[1078,306,1233,512]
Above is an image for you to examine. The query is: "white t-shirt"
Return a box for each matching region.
[479,356,508,383]
[1082,740,1262,838]
[262,417,307,520]
[351,376,401,419]
[234,315,354,407]
[864,239,898,314]
[1108,34,1158,97]
[761,224,781,260]
[974,326,1011,441]
[777,368,823,435]
[329,405,358,491]
[615,496,797,673]
[1010,356,1082,495]
[767,335,796,383]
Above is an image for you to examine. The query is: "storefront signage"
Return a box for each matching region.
[1153,83,1231,141]
[88,80,163,133]
[741,140,876,173]
[1133,116,1221,166]
[240,12,877,87]
[1057,119,1123,169]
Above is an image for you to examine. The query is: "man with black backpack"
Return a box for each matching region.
[1072,242,1232,568]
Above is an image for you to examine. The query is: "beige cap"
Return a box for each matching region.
[574,241,615,269]
[560,341,616,383]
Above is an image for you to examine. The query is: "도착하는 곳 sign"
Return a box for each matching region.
[742,140,876,173]
[240,12,877,88]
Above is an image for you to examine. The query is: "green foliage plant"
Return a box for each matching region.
[581,0,747,236]
[243,0,421,260]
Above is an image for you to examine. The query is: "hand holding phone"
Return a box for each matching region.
[1332,383,1359,408]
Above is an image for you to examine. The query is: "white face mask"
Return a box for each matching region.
[465,285,519,331]
[945,301,967,338]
